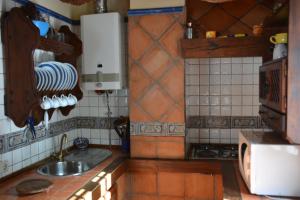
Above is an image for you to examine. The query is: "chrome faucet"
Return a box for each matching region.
[57,134,68,161]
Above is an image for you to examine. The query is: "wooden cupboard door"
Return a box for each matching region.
[287,0,300,144]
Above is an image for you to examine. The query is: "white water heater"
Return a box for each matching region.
[81,12,126,90]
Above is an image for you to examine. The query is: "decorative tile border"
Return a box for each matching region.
[130,122,185,136]
[186,116,266,129]
[231,116,258,129]
[0,116,118,154]
[1,116,268,153]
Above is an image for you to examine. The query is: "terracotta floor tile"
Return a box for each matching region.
[185,173,214,199]
[128,25,153,60]
[129,63,152,101]
[157,140,185,159]
[129,102,153,122]
[159,196,183,200]
[159,22,184,59]
[160,104,184,123]
[139,14,174,39]
[128,194,159,200]
[241,4,272,28]
[139,85,173,121]
[131,172,157,194]
[159,64,184,103]
[130,136,157,158]
[158,172,185,197]
[140,46,172,80]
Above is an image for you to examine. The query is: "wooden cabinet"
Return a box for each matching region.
[259,58,287,114]
[287,0,300,144]
[2,5,83,127]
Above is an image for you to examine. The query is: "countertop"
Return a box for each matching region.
[0,151,296,200]
[0,148,126,200]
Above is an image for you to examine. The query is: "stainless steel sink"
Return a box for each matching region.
[37,161,92,176]
[37,148,112,176]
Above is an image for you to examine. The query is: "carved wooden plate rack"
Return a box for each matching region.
[1,5,83,127]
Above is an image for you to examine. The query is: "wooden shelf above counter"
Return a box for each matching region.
[180,36,272,60]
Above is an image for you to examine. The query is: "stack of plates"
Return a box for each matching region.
[35,61,78,91]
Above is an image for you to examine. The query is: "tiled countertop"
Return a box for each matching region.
[0,152,296,200]
[0,148,126,200]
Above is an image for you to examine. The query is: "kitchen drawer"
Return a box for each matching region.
[259,105,286,133]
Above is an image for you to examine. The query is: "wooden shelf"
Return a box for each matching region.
[38,37,74,55]
[2,5,83,127]
[181,36,272,60]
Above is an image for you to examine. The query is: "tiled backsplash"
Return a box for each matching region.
[185,57,264,144]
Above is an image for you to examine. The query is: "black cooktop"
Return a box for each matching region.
[189,144,239,160]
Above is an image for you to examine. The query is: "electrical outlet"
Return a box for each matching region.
[0,160,8,174]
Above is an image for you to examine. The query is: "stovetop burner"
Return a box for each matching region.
[190,144,238,160]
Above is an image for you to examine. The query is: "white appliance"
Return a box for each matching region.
[81,12,126,90]
[239,131,300,197]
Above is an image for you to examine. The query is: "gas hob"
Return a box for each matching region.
[189,144,238,160]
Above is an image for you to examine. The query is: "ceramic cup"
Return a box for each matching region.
[40,96,52,110]
[44,111,49,130]
[67,94,77,106]
[59,94,69,107]
[270,33,288,44]
[51,95,60,108]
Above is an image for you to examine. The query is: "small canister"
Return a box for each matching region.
[206,31,216,39]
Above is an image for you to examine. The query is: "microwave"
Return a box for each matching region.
[239,131,300,197]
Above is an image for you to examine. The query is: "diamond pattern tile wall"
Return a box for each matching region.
[129,13,185,124]
[187,0,273,38]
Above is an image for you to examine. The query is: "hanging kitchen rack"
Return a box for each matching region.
[1,4,83,127]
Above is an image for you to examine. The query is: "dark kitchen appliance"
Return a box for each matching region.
[259,57,287,135]
[113,116,130,152]
[189,144,238,160]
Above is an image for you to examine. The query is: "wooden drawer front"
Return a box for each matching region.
[259,106,286,133]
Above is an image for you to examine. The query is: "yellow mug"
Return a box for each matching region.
[206,31,216,39]
[270,33,288,44]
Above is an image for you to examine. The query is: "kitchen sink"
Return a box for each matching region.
[37,161,92,176]
[37,148,112,176]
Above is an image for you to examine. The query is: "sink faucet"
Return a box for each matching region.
[57,134,68,161]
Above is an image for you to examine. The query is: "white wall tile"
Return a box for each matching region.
[242,63,253,74]
[200,75,209,85]
[242,57,253,63]
[221,106,231,116]
[199,106,209,115]
[210,64,220,74]
[185,57,262,144]
[232,64,242,74]
[210,85,220,95]
[199,86,209,95]
[221,64,231,74]
[199,64,209,74]
[12,148,22,165]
